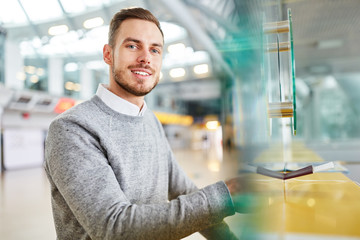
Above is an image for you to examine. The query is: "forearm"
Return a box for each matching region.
[166,142,237,239]
[48,169,234,240]
[96,183,234,240]
[46,117,235,239]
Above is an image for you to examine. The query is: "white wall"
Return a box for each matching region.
[2,109,57,130]
[5,41,23,90]
[48,57,64,96]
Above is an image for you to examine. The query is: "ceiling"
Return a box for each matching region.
[1,0,360,78]
[283,0,360,76]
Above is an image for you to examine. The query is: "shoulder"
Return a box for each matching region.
[145,110,162,127]
[48,96,109,133]
[63,96,101,118]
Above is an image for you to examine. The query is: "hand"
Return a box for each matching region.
[225,176,248,196]
[225,175,258,213]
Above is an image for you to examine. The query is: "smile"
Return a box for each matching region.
[132,71,151,76]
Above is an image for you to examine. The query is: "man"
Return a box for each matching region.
[45,7,249,240]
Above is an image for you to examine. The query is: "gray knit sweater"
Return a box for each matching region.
[44,95,237,240]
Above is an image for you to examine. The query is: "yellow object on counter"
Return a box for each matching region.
[252,171,360,238]
[239,142,360,238]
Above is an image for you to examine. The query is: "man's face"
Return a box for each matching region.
[106,18,163,97]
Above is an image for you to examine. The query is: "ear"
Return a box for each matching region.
[103,44,113,66]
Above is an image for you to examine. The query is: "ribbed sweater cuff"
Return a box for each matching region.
[202,181,235,222]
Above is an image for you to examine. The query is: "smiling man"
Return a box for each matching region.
[45,7,246,240]
[104,17,163,106]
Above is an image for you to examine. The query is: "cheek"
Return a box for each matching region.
[154,58,163,70]
[114,50,132,65]
[113,57,129,70]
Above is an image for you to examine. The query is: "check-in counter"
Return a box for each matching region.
[253,172,360,239]
[231,142,360,240]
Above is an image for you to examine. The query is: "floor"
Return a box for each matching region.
[2,145,360,240]
[0,148,240,240]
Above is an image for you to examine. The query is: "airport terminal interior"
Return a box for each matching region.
[1,0,360,239]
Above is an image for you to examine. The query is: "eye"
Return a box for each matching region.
[151,48,161,54]
[127,44,137,50]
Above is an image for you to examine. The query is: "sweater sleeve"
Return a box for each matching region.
[45,116,236,240]
[166,141,238,240]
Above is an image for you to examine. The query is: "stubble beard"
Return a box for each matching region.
[112,65,159,97]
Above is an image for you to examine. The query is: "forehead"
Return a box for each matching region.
[116,18,163,45]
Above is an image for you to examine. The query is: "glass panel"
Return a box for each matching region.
[0,27,5,84]
[288,8,297,135]
[23,58,48,91]
[59,0,108,14]
[20,0,63,22]
[63,62,80,99]
[59,0,86,14]
[83,0,108,8]
[262,8,296,137]
[0,1,27,24]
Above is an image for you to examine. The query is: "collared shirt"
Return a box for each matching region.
[95,84,147,116]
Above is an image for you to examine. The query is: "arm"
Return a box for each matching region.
[45,117,235,240]
[165,141,238,240]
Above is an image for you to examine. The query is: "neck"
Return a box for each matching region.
[108,81,144,109]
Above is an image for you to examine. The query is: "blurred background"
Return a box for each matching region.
[1,0,360,239]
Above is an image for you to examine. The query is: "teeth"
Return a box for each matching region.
[133,71,150,76]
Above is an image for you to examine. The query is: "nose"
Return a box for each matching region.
[137,49,151,64]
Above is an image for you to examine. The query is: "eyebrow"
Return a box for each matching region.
[123,37,163,48]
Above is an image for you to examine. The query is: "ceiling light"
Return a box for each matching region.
[317,39,343,49]
[205,120,220,130]
[167,43,186,54]
[86,61,105,70]
[73,83,81,92]
[160,22,187,43]
[193,64,209,75]
[83,17,104,29]
[30,75,39,83]
[24,66,36,74]
[48,25,69,36]
[32,37,42,48]
[169,68,186,78]
[36,68,45,76]
[64,63,78,72]
[65,81,74,90]
[323,76,338,89]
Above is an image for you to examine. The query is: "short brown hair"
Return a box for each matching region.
[108,7,164,47]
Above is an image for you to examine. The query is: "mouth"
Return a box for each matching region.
[130,67,152,78]
[131,70,151,76]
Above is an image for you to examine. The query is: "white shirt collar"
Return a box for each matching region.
[95,84,147,116]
